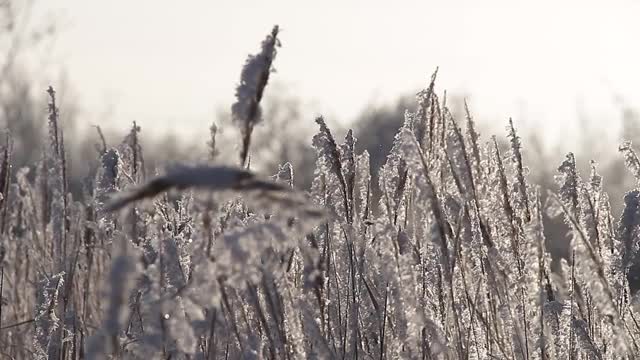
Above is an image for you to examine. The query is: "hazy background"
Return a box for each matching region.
[16,0,640,138]
[3,0,640,208]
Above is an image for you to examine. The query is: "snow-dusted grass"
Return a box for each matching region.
[1,25,640,360]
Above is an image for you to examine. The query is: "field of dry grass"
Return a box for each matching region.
[1,25,640,360]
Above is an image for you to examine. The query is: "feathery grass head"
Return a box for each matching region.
[232,25,280,167]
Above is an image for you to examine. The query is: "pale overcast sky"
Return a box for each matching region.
[30,0,640,145]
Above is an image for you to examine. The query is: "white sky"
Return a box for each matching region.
[31,0,640,147]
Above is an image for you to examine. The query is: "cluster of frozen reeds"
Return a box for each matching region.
[2,25,640,360]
